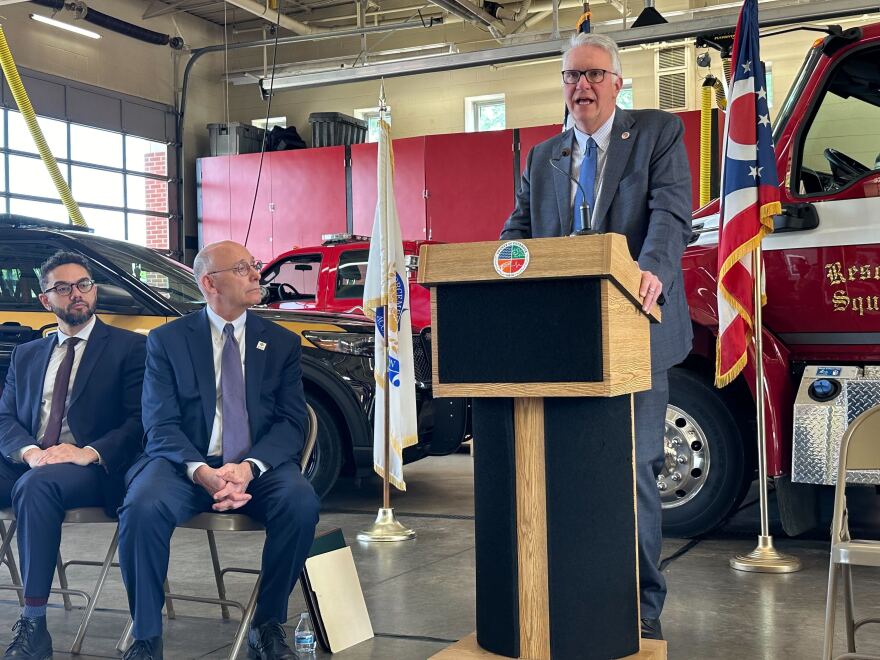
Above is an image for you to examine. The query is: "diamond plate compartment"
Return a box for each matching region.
[792,377,880,486]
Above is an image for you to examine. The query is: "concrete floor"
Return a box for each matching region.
[0,453,879,659]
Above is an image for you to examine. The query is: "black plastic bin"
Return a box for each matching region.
[308,112,368,148]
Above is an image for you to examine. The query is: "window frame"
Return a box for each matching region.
[464,94,506,133]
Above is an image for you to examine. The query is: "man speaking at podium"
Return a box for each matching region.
[500,32,692,641]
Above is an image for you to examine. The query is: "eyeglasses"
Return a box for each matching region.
[561,69,618,85]
[207,260,263,278]
[43,278,95,296]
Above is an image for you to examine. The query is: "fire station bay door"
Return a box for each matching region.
[761,41,880,343]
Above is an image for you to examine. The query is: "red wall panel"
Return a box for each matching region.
[351,136,427,240]
[424,130,515,243]
[270,147,347,256]
[199,153,274,261]
[519,124,563,173]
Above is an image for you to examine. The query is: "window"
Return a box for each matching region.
[354,107,391,143]
[794,46,880,197]
[263,254,322,300]
[334,249,369,299]
[465,94,506,133]
[252,116,287,131]
[0,109,171,250]
[86,236,204,311]
[617,79,634,110]
[763,62,774,109]
[0,240,144,315]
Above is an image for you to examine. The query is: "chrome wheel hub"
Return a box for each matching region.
[658,404,710,508]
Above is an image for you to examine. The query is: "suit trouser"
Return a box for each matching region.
[633,370,669,620]
[118,457,320,640]
[0,459,104,601]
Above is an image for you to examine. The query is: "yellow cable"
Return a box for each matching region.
[0,25,86,227]
[699,78,713,208]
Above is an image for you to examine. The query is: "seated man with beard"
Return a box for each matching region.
[0,251,146,660]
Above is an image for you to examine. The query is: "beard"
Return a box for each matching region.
[50,299,96,327]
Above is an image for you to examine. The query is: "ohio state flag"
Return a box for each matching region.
[714,0,780,388]
[362,114,419,490]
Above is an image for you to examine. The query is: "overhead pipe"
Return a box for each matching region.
[494,0,532,21]
[222,0,328,34]
[429,0,508,34]
[29,0,184,47]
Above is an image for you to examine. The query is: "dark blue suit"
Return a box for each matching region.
[0,318,145,601]
[118,308,319,640]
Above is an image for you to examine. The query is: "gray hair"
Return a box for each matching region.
[192,247,214,294]
[564,33,622,77]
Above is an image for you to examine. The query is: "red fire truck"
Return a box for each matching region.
[260,233,434,330]
[669,21,880,537]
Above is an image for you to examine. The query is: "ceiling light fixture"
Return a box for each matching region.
[29,13,101,39]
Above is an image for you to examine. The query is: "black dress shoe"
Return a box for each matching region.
[4,616,52,659]
[247,621,296,660]
[640,617,664,640]
[121,637,163,660]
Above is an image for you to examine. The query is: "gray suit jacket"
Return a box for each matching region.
[501,109,693,371]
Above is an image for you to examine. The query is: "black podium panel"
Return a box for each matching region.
[471,398,520,658]
[436,279,603,384]
[470,395,638,660]
[544,396,639,660]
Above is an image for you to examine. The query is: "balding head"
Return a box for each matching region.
[194,241,241,293]
[193,241,264,320]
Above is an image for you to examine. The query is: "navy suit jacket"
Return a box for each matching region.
[501,109,694,371]
[0,317,147,514]
[135,308,307,481]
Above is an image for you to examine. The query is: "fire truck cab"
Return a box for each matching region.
[671,22,880,537]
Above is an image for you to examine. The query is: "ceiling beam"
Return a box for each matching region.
[259,0,880,89]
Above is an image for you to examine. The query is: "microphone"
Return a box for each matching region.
[549,148,597,235]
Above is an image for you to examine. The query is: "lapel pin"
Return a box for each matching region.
[621,131,631,140]
[256,341,267,351]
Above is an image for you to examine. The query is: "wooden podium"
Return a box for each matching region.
[419,234,666,660]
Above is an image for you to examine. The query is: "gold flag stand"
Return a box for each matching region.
[730,246,800,573]
[358,88,415,544]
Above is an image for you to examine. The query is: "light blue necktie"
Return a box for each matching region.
[573,137,597,231]
[221,323,250,464]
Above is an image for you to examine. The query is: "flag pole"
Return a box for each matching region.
[358,82,415,542]
[729,245,800,573]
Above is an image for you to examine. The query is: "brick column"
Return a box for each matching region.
[144,152,169,251]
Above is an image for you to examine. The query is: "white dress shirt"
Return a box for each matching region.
[569,110,616,217]
[185,307,267,481]
[15,316,102,463]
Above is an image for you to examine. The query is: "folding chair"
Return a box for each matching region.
[0,507,119,654]
[822,403,880,660]
[118,403,319,660]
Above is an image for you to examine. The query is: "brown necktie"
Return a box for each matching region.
[41,337,81,448]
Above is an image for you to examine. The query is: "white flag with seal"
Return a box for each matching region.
[362,117,418,491]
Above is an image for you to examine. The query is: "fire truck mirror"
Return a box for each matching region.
[773,203,820,233]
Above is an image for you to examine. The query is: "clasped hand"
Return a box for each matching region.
[194,462,254,511]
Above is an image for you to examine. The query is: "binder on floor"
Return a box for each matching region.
[300,527,373,653]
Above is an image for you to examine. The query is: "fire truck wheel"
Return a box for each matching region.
[303,397,344,499]
[660,368,747,538]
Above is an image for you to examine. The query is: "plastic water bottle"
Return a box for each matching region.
[294,612,317,655]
